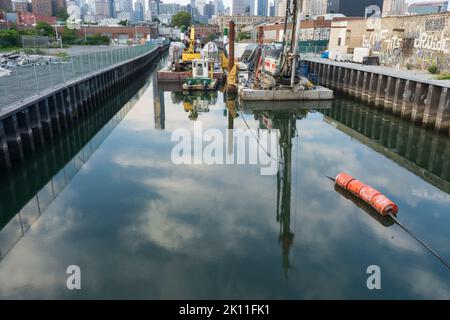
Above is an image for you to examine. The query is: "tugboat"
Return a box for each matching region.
[183,59,218,91]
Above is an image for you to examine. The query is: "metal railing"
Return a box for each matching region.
[0,41,160,111]
[299,45,328,58]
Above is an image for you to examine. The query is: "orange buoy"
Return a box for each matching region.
[335,172,398,216]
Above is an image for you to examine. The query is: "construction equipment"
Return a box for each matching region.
[237,0,334,101]
[182,27,201,63]
[183,59,218,91]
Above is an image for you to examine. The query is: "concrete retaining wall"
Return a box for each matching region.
[305,59,450,136]
[0,44,169,169]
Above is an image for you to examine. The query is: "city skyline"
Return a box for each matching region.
[4,0,448,18]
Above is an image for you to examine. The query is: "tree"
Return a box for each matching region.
[237,31,250,42]
[55,10,69,21]
[36,22,55,38]
[118,20,128,26]
[206,33,216,43]
[0,30,20,48]
[61,26,78,44]
[171,12,191,28]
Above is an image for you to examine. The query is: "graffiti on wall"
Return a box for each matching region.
[413,31,449,53]
[300,28,330,41]
[357,14,450,71]
[424,17,446,32]
[362,30,403,53]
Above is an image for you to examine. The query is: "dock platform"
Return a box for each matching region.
[157,68,225,82]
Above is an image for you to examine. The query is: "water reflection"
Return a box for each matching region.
[0,76,449,298]
[252,108,307,277]
[322,100,450,194]
[0,68,155,262]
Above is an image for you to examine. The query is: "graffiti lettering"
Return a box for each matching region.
[424,17,446,32]
[385,34,403,51]
[414,31,450,53]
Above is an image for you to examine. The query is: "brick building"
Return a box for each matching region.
[55,25,158,42]
[192,24,220,41]
[327,12,450,72]
[0,0,13,11]
[14,0,30,12]
[19,11,56,25]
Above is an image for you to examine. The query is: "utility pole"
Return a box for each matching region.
[54,25,62,49]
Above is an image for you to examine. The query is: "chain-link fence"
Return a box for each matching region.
[0,42,161,110]
[21,36,50,49]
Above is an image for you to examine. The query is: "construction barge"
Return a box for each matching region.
[238,85,333,101]
[234,0,334,102]
[157,28,225,83]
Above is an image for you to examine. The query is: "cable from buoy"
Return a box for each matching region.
[386,211,450,270]
[327,173,450,270]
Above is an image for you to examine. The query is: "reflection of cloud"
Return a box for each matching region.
[124,200,199,251]
[399,268,450,299]
[411,188,450,204]
[2,83,450,299]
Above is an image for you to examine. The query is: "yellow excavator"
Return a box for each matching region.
[182,27,201,63]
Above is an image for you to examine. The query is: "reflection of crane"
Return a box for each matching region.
[255,109,307,277]
[225,92,239,154]
[153,73,165,130]
[176,91,217,121]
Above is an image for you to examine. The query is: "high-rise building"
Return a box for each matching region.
[32,0,52,16]
[94,0,110,20]
[204,1,214,18]
[302,0,327,17]
[232,0,253,16]
[269,3,274,16]
[214,0,223,15]
[52,0,66,14]
[196,0,205,15]
[82,1,94,21]
[115,0,132,20]
[408,1,449,15]
[257,0,267,16]
[0,0,13,11]
[275,0,286,17]
[327,0,384,17]
[13,0,30,12]
[190,0,195,19]
[158,3,186,15]
[106,0,113,17]
[382,0,407,17]
[143,0,151,20]
[134,0,144,21]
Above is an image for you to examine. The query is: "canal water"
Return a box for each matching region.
[0,58,449,299]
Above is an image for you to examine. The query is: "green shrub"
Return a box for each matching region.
[0,29,20,48]
[437,73,450,80]
[84,34,109,45]
[428,64,439,74]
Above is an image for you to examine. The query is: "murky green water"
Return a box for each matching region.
[0,61,449,299]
